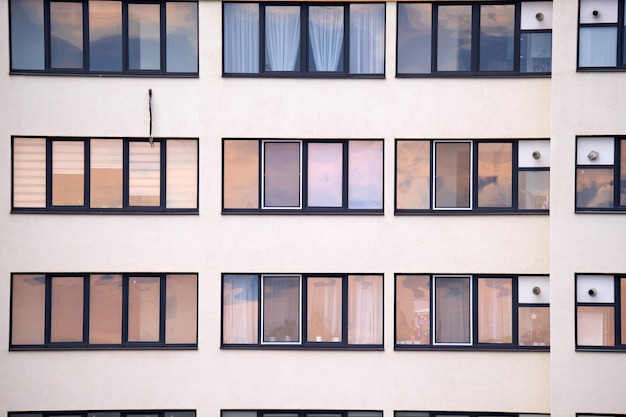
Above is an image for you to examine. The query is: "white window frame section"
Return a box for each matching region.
[432,141,473,210]
[260,274,303,345]
[261,140,303,209]
[432,275,473,346]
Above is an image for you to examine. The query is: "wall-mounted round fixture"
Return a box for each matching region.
[535,12,544,21]
[532,151,541,160]
[532,286,542,295]
[588,150,599,161]
[588,288,597,297]
[593,10,599,16]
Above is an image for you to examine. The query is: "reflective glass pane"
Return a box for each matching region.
[520,32,552,73]
[89,0,122,71]
[223,3,259,73]
[622,278,626,345]
[307,142,343,207]
[263,142,301,208]
[10,0,45,70]
[223,140,259,209]
[11,274,45,345]
[223,274,259,344]
[479,5,514,71]
[579,27,617,67]
[477,142,512,208]
[51,277,84,343]
[89,274,122,344]
[349,3,384,74]
[519,170,550,210]
[576,168,614,208]
[52,141,84,206]
[166,140,198,209]
[621,140,626,206]
[128,276,161,342]
[90,139,123,208]
[437,5,472,71]
[396,140,430,210]
[307,277,342,342]
[13,137,46,208]
[263,275,300,343]
[308,6,344,72]
[518,306,550,346]
[577,306,615,346]
[129,142,160,207]
[348,275,383,344]
[165,274,198,344]
[348,141,383,209]
[435,142,471,209]
[265,6,301,71]
[129,3,160,70]
[396,275,430,345]
[50,1,83,68]
[435,276,471,344]
[397,3,431,74]
[166,2,198,72]
[477,278,512,343]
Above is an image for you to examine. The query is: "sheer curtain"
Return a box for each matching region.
[307,277,342,342]
[348,275,383,344]
[266,6,300,71]
[349,4,384,74]
[309,6,344,71]
[223,275,259,344]
[579,27,617,67]
[224,3,259,73]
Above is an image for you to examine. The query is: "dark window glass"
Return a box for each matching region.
[263,142,301,208]
[437,5,472,71]
[397,3,432,74]
[50,1,84,69]
[262,275,301,343]
[89,0,123,72]
[434,142,471,209]
[435,276,471,344]
[10,0,45,70]
[479,5,515,71]
[477,142,512,208]
[128,3,160,70]
[166,2,199,72]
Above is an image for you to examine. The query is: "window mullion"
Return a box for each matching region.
[471,276,478,346]
[160,139,166,209]
[301,5,309,74]
[83,0,89,71]
[44,275,52,345]
[45,138,52,208]
[121,275,129,344]
[260,4,266,74]
[513,2,522,72]
[123,139,130,209]
[84,139,91,210]
[471,4,480,72]
[160,2,166,72]
[431,5,438,73]
[342,275,349,345]
[342,141,349,209]
[122,1,129,72]
[83,275,90,345]
[512,276,519,346]
[160,274,167,344]
[44,0,51,70]
[512,141,519,210]
[343,4,350,74]
[615,138,621,208]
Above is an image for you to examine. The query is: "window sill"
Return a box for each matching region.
[396,72,551,79]
[222,73,385,79]
[10,345,198,351]
[222,210,384,215]
[221,344,384,351]
[394,210,549,215]
[11,209,199,215]
[10,71,199,78]
[395,345,549,352]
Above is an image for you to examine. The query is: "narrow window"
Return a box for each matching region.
[395,274,430,345]
[223,140,260,209]
[437,5,472,72]
[166,2,199,73]
[263,141,301,208]
[434,276,471,344]
[11,275,45,345]
[165,274,198,344]
[89,274,123,344]
[50,1,84,69]
[223,3,260,73]
[52,140,85,207]
[479,4,515,71]
[349,4,385,74]
[348,140,383,209]
[397,3,432,74]
[166,140,198,209]
[128,276,161,342]
[575,137,616,209]
[10,0,45,70]
[13,138,46,208]
[89,0,123,72]
[128,3,161,70]
[307,142,343,208]
[265,6,301,72]
[222,274,260,344]
[576,275,617,347]
[129,141,161,207]
[477,277,513,344]
[434,142,471,209]
[396,140,431,210]
[50,277,84,343]
[262,275,301,343]
[307,277,343,342]
[347,275,383,344]
[90,139,123,209]
[477,142,512,208]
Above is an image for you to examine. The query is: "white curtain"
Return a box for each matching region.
[309,6,344,71]
[223,275,259,344]
[224,3,259,73]
[266,6,300,71]
[348,275,383,344]
[349,4,385,74]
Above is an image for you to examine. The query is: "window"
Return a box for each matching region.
[395,274,550,349]
[223,139,383,213]
[223,412,381,417]
[9,0,198,74]
[222,274,383,348]
[395,139,550,213]
[576,274,626,349]
[397,1,553,76]
[12,137,198,212]
[577,0,626,69]
[396,413,547,417]
[575,136,626,211]
[10,273,198,349]
[9,411,195,417]
[223,2,385,76]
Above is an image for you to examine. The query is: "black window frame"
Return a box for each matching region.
[9,411,196,417]
[221,273,384,350]
[222,138,384,214]
[396,0,553,77]
[575,136,626,212]
[577,0,626,70]
[11,136,199,214]
[223,411,382,417]
[9,273,199,350]
[394,274,550,351]
[221,1,386,78]
[395,412,549,417]
[8,0,199,76]
[394,139,550,214]
[575,273,626,351]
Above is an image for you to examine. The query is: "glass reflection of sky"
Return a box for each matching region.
[308,143,343,207]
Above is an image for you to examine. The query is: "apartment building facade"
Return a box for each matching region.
[1,2,625,417]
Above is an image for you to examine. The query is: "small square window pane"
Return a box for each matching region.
[52,141,85,206]
[13,137,46,208]
[166,2,198,73]
[223,275,259,344]
[435,142,471,209]
[10,0,45,70]
[576,168,614,208]
[349,4,385,74]
[307,277,342,342]
[519,306,550,346]
[477,142,512,208]
[90,139,123,209]
[128,276,161,342]
[435,276,471,344]
[263,142,301,208]
[129,141,161,207]
[396,140,430,210]
[89,0,123,71]
[577,136,615,165]
[89,274,122,344]
[348,141,383,209]
[479,5,515,71]
[11,275,45,345]
[308,6,344,72]
[519,171,550,210]
[348,275,383,344]
[265,6,301,72]
[396,275,430,345]
[579,27,617,67]
[262,275,301,343]
[577,275,615,303]
[50,1,84,69]
[577,306,615,346]
[166,140,198,209]
[520,32,552,73]
[437,5,472,71]
[51,277,84,343]
[223,3,259,73]
[307,142,343,208]
[166,274,198,344]
[397,3,432,74]
[129,3,161,70]
[224,140,259,209]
